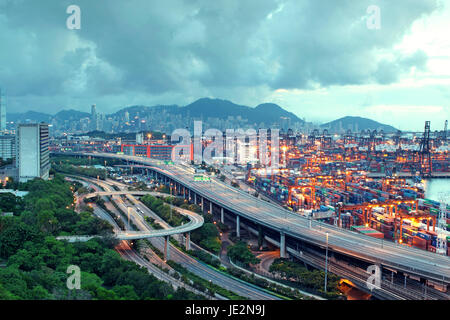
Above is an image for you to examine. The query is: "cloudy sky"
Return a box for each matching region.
[0,0,449,131]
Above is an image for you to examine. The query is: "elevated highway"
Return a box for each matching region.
[58,189,203,255]
[58,152,450,298]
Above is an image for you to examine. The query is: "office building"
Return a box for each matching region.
[121,144,177,161]
[16,123,50,182]
[0,135,15,160]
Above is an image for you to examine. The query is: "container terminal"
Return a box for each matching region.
[245,121,449,257]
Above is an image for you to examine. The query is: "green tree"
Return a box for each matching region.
[227,241,260,267]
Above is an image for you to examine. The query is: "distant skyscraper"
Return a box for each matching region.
[0,88,6,132]
[90,104,101,131]
[124,111,130,123]
[16,123,50,182]
[91,104,97,118]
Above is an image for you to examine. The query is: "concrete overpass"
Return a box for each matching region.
[56,152,450,299]
[84,190,178,199]
[58,189,203,260]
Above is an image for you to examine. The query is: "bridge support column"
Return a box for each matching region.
[280,232,286,258]
[236,215,240,238]
[201,197,204,212]
[194,193,197,204]
[209,202,213,214]
[221,207,224,223]
[185,232,191,251]
[164,236,170,261]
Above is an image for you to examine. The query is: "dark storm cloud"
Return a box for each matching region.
[0,0,440,112]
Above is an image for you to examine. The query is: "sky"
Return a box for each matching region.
[0,0,449,131]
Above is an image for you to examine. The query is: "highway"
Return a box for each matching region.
[116,240,211,298]
[79,152,450,285]
[77,176,281,300]
[68,187,205,240]
[67,177,214,298]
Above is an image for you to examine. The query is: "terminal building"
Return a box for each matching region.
[16,123,50,182]
[121,144,175,160]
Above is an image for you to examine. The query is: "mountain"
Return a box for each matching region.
[54,109,90,121]
[112,105,179,118]
[8,98,304,128]
[110,98,304,127]
[179,98,303,125]
[321,116,397,133]
[7,111,52,123]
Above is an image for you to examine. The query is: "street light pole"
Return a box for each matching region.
[324,232,329,293]
[170,184,173,220]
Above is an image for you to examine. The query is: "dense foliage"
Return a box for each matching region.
[51,163,107,180]
[227,241,260,267]
[191,223,222,254]
[0,175,202,300]
[141,195,189,227]
[0,193,24,215]
[269,258,342,299]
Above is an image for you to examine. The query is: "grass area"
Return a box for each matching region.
[141,195,189,227]
[144,216,164,230]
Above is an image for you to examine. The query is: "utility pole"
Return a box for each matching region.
[170,183,173,220]
[324,232,329,292]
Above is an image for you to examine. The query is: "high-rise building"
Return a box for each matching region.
[91,104,97,118]
[0,88,6,132]
[0,135,15,161]
[136,132,144,144]
[16,123,50,182]
[90,104,99,131]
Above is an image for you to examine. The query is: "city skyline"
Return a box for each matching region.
[1,1,449,306]
[0,1,449,131]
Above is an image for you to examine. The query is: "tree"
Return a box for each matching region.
[37,210,59,233]
[0,283,19,300]
[30,285,51,300]
[0,217,43,259]
[95,287,118,300]
[112,285,139,300]
[80,272,103,295]
[227,241,260,267]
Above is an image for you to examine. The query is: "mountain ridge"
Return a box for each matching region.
[7,98,397,132]
[320,116,397,133]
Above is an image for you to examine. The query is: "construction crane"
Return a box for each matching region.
[442,120,448,143]
[416,121,432,177]
[437,193,448,256]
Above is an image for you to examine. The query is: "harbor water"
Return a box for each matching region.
[423,179,450,201]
